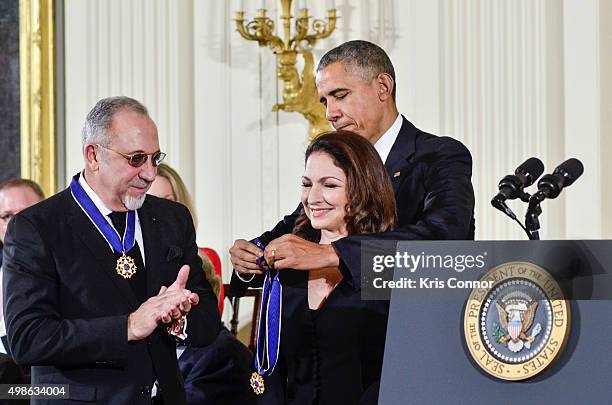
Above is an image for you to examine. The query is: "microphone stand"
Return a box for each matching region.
[525,194,544,240]
[525,203,541,240]
[492,192,533,240]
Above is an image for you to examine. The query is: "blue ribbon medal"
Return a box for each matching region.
[250,238,282,395]
[70,177,138,279]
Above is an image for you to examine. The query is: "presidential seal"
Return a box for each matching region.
[463,262,570,381]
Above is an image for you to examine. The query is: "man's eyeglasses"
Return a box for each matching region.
[97,144,166,168]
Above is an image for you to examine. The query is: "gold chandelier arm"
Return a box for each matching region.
[234,12,257,41]
[235,12,284,50]
[302,10,337,46]
[290,10,310,48]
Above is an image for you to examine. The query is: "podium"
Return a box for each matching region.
[377,240,612,404]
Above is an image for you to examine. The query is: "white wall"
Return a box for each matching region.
[563,0,603,238]
[64,0,610,323]
[64,0,195,190]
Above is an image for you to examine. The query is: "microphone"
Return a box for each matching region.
[491,157,544,210]
[530,158,584,202]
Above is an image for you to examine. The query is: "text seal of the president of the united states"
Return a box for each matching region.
[463,261,570,380]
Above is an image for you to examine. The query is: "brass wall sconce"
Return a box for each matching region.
[235,0,338,140]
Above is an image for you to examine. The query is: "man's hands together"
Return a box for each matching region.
[127,265,199,341]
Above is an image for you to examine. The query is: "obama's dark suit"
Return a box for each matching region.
[232,117,475,292]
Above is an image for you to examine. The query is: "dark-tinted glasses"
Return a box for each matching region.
[97,144,166,167]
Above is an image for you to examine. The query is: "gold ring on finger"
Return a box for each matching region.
[270,250,276,268]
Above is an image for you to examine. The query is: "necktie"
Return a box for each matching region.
[108,211,147,303]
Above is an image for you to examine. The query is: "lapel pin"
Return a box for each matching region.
[393,171,401,178]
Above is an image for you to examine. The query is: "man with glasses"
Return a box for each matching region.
[2,96,220,404]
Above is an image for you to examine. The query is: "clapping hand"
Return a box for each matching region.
[127,265,199,341]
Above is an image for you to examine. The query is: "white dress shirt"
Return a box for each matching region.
[77,173,146,264]
[373,113,403,164]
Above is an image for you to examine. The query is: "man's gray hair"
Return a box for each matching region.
[317,40,396,100]
[81,96,149,148]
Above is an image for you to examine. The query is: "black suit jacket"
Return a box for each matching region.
[179,327,256,405]
[231,117,475,293]
[2,182,220,405]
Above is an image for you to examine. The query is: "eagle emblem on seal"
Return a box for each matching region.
[493,291,542,353]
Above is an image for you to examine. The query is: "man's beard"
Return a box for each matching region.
[123,192,146,210]
[123,179,151,210]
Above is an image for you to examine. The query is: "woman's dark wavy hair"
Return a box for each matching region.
[293,130,397,241]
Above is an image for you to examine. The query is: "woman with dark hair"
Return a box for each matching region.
[258,131,396,405]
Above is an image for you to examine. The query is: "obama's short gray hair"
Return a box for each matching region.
[317,40,396,101]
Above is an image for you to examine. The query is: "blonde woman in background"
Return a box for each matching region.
[150,164,196,221]
[149,164,220,297]
[149,164,255,405]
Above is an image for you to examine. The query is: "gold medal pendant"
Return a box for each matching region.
[250,371,265,395]
[116,253,137,279]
